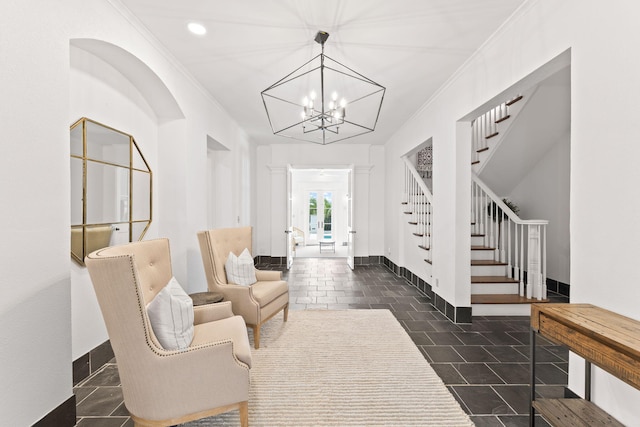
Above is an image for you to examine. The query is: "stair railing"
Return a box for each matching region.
[471,94,522,164]
[402,157,433,264]
[471,174,548,300]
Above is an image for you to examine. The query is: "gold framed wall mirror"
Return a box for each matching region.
[71,117,152,265]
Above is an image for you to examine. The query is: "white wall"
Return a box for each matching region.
[0,1,256,424]
[384,0,640,423]
[256,144,384,258]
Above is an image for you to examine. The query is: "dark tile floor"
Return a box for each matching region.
[74,257,569,426]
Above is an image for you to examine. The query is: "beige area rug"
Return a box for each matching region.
[185,310,474,426]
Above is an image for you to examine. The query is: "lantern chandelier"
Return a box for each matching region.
[261,31,386,145]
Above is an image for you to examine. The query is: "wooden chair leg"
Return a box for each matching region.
[283,303,289,322]
[239,401,249,427]
[253,325,260,349]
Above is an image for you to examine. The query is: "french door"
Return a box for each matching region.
[307,191,333,244]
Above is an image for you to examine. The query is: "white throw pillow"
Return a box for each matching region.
[146,276,194,350]
[225,248,257,286]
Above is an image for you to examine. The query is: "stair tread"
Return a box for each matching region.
[471,294,549,304]
[418,245,430,251]
[495,114,511,124]
[486,131,499,139]
[424,259,432,265]
[505,95,523,106]
[471,260,507,266]
[471,275,518,283]
[471,233,484,237]
[471,245,495,250]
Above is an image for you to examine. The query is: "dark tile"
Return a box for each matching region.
[76,387,124,417]
[425,332,463,345]
[430,319,464,332]
[453,363,504,384]
[499,415,551,427]
[421,346,465,363]
[470,415,505,426]
[454,346,499,363]
[489,363,530,385]
[452,385,515,415]
[493,385,530,413]
[76,417,129,427]
[403,319,437,332]
[74,387,97,405]
[454,332,493,345]
[545,345,569,362]
[481,332,522,346]
[112,402,130,416]
[534,363,567,385]
[409,310,440,321]
[484,346,529,363]
[534,385,566,399]
[508,331,529,345]
[407,331,435,345]
[82,365,121,387]
[517,346,563,363]
[430,363,467,385]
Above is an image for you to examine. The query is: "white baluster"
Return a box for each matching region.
[542,226,547,299]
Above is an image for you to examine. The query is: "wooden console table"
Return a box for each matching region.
[530,303,640,426]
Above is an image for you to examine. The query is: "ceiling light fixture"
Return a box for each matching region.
[187,22,207,36]
[261,31,385,145]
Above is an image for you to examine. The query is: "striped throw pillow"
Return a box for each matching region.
[225,248,257,286]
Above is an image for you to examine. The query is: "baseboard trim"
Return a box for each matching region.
[383,257,472,324]
[33,394,76,427]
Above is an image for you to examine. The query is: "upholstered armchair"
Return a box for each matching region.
[197,226,289,349]
[85,239,251,427]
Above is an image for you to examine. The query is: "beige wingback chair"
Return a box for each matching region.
[85,238,251,427]
[197,226,289,349]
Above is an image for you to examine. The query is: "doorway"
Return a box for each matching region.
[289,168,352,261]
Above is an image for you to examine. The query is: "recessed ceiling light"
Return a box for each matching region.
[187,22,207,36]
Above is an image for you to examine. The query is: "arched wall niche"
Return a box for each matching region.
[70,38,185,123]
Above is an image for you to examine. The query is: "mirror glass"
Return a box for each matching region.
[71,118,152,264]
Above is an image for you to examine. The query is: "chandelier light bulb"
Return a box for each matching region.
[340,98,347,108]
[303,96,309,106]
[310,91,317,100]
[329,101,335,110]
[301,111,306,119]
[332,91,338,101]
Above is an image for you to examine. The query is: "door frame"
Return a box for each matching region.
[289,164,354,264]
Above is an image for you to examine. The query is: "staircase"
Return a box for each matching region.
[470,175,549,315]
[468,93,550,315]
[471,91,534,172]
[402,161,433,266]
[400,91,550,317]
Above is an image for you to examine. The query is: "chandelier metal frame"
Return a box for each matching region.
[261,31,386,145]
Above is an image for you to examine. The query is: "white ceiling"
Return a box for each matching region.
[118,0,526,145]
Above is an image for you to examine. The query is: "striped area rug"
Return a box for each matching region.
[185,310,473,426]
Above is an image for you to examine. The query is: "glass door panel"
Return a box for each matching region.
[323,191,333,240]
[307,191,333,245]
